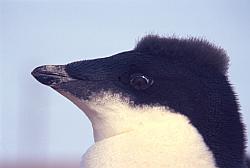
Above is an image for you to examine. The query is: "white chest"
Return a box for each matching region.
[81,114,218,168]
[61,92,218,168]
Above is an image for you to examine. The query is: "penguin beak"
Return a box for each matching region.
[31,65,75,87]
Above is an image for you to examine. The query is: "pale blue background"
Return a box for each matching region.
[0,0,249,161]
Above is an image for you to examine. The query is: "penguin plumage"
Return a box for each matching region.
[32,35,248,168]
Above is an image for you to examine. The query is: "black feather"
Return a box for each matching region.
[135,35,229,75]
[247,156,250,168]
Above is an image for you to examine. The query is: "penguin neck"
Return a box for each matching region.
[68,93,217,168]
[186,77,247,168]
[81,105,218,168]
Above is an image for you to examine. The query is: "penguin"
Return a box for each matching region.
[32,35,248,168]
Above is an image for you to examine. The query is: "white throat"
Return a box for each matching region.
[59,91,218,168]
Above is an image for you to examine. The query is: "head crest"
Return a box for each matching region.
[134,35,229,75]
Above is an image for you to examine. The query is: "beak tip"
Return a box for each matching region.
[31,65,45,78]
[31,65,69,86]
[31,67,38,77]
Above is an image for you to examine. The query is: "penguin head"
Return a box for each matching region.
[32,35,247,168]
[32,35,229,111]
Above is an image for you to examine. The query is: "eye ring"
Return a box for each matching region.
[129,73,154,90]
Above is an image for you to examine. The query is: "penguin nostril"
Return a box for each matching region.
[67,75,90,81]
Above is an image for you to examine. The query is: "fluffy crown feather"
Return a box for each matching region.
[134,35,229,75]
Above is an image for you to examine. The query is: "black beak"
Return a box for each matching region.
[31,65,74,87]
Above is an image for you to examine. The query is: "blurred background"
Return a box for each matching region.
[0,0,249,167]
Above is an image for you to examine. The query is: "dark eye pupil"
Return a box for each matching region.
[130,74,153,90]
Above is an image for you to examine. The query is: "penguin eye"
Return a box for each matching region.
[129,73,154,90]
